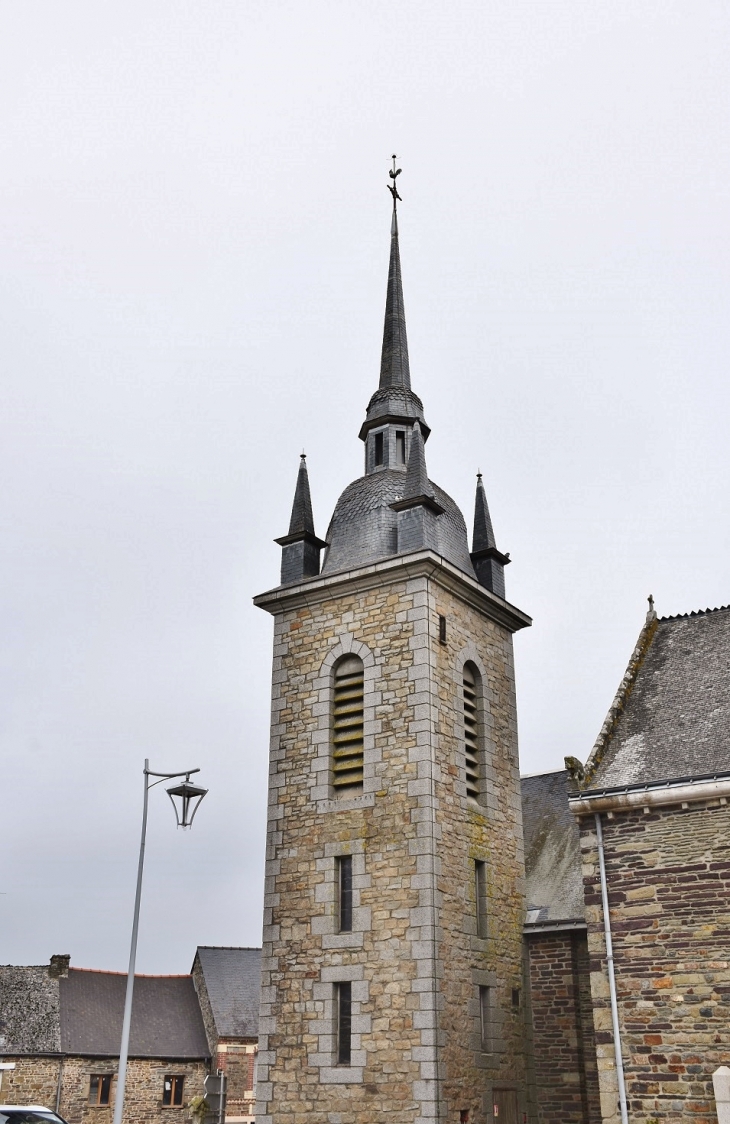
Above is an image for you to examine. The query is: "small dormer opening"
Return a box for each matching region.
[396,430,406,465]
[374,432,384,466]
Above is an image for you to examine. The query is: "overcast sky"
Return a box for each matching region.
[2,1,728,973]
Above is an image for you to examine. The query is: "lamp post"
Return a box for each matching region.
[112,759,207,1124]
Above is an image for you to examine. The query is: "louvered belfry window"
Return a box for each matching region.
[332,656,364,793]
[463,663,480,800]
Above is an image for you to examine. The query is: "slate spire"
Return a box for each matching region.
[470,472,510,599]
[288,454,315,536]
[275,454,327,586]
[472,472,497,551]
[379,203,411,391]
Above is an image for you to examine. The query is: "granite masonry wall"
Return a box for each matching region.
[255,565,528,1124]
[526,929,600,1124]
[580,800,730,1124]
[0,1055,208,1124]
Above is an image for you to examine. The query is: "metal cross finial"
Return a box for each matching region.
[388,154,402,206]
[648,594,655,613]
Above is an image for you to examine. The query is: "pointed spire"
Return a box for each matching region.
[379,160,411,391]
[275,455,327,586]
[288,454,315,536]
[470,471,510,599]
[402,421,433,500]
[472,472,497,551]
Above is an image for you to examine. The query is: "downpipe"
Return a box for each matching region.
[595,812,629,1124]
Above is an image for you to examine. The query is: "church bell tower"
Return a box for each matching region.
[254,169,531,1124]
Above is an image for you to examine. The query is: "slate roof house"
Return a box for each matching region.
[0,948,261,1124]
[524,602,730,1124]
[191,948,260,1123]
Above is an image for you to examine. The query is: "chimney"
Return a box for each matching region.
[49,954,70,978]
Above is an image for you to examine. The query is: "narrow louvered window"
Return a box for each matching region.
[332,656,364,793]
[463,663,480,801]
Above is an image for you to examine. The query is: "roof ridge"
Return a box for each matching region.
[69,967,191,978]
[659,603,730,622]
[196,945,262,952]
[520,768,569,780]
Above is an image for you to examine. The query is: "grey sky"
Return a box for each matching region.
[2,1,728,972]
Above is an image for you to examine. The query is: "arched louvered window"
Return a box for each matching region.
[463,663,480,801]
[332,656,364,794]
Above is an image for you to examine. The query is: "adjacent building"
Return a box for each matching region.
[0,948,261,1124]
[192,947,261,1123]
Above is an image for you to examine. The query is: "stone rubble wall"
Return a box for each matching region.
[580,800,730,1124]
[0,1055,208,1124]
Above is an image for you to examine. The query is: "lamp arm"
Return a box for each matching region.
[146,765,200,782]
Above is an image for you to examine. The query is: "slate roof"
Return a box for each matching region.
[0,966,61,1053]
[59,970,209,1058]
[521,770,584,924]
[194,947,261,1039]
[321,469,475,579]
[584,606,730,792]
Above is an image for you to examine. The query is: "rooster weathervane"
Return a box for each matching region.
[387,154,402,205]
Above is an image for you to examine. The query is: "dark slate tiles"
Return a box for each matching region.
[588,607,730,791]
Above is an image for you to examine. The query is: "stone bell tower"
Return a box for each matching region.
[254,177,531,1124]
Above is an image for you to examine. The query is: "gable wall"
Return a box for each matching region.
[580,800,730,1124]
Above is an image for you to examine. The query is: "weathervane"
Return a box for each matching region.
[387,154,402,206]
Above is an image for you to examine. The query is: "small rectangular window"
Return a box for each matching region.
[479,986,491,1052]
[396,430,406,464]
[89,1075,113,1106]
[336,982,352,1065]
[512,987,521,1008]
[163,1075,185,1107]
[438,615,447,644]
[337,855,353,932]
[374,432,384,466]
[475,860,487,939]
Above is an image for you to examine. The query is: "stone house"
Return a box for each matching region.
[191,948,261,1124]
[0,949,261,1124]
[524,603,730,1124]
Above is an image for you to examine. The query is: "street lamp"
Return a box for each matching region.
[112,759,208,1124]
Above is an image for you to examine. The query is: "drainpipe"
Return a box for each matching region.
[55,1057,64,1113]
[595,812,629,1124]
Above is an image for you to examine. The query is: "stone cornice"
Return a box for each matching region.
[254,549,532,633]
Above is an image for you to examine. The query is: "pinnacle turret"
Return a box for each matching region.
[275,455,327,586]
[470,473,510,599]
[288,454,315,536]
